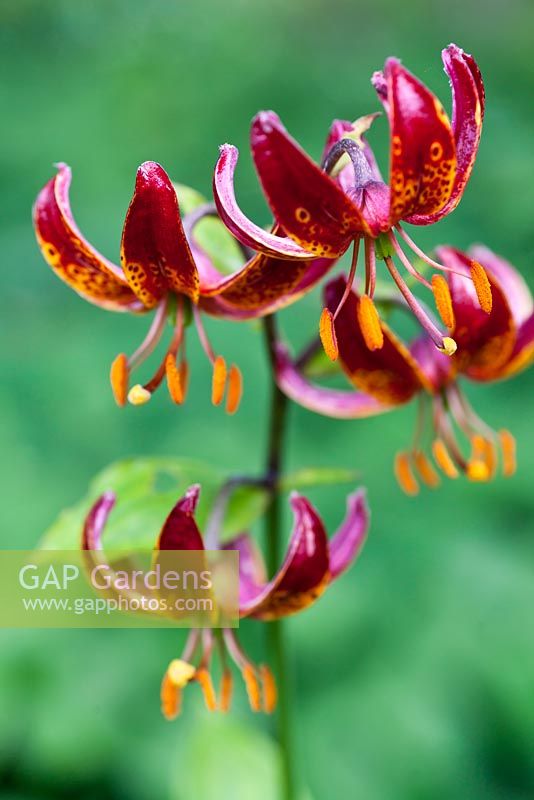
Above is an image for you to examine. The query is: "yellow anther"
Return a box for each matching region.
[431,274,455,330]
[110,353,129,407]
[211,355,227,406]
[466,460,490,482]
[394,452,419,496]
[195,668,217,712]
[432,439,459,479]
[226,364,243,415]
[160,671,181,721]
[438,337,457,356]
[127,384,151,405]
[413,450,441,488]
[165,354,184,404]
[499,429,516,477]
[219,668,233,713]
[471,434,497,479]
[242,665,262,712]
[260,665,277,714]
[470,260,493,314]
[319,307,338,362]
[357,295,384,351]
[167,659,196,688]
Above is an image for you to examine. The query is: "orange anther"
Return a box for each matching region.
[260,665,277,714]
[219,668,233,713]
[466,460,490,482]
[211,355,227,406]
[195,668,217,712]
[179,359,190,402]
[470,260,493,314]
[319,307,338,361]
[471,434,497,479]
[432,439,459,479]
[110,353,129,407]
[394,452,419,496]
[413,450,441,488]
[357,295,384,351]
[226,364,243,415]
[499,429,516,477]
[161,671,181,720]
[432,274,455,330]
[242,665,261,712]
[165,354,184,404]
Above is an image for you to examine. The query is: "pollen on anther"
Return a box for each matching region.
[439,337,457,356]
[242,665,261,712]
[110,353,129,407]
[432,439,459,478]
[319,307,338,361]
[470,260,493,314]
[260,665,277,713]
[211,356,227,406]
[165,354,184,404]
[357,295,384,351]
[195,668,217,712]
[431,275,455,330]
[499,429,516,477]
[471,434,497,479]
[466,460,490,482]
[413,450,441,488]
[161,671,181,720]
[226,364,243,415]
[219,668,233,713]
[394,452,419,496]
[127,384,151,405]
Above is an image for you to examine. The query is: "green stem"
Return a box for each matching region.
[262,315,296,800]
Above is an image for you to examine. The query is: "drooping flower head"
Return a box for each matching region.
[33,163,334,410]
[82,482,369,717]
[214,44,488,361]
[274,245,533,495]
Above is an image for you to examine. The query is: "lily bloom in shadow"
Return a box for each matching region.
[33,163,333,411]
[82,482,369,718]
[215,44,488,359]
[274,246,533,495]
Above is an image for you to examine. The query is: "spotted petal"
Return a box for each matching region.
[380,58,456,224]
[251,111,371,253]
[33,165,142,312]
[121,162,199,308]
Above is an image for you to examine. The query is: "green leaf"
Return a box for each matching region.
[222,485,271,541]
[279,466,359,492]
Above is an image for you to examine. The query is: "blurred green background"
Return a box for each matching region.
[1,0,534,798]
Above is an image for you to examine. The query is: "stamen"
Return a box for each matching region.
[219,668,233,713]
[110,353,129,407]
[394,452,419,496]
[161,671,181,720]
[432,439,459,478]
[499,429,516,477]
[195,667,217,711]
[180,359,190,402]
[127,384,151,405]
[364,236,376,297]
[395,225,464,277]
[260,665,277,714]
[413,451,441,488]
[384,256,456,355]
[226,364,243,415]
[319,307,338,361]
[165,354,184,404]
[471,434,497,479]
[466,460,490,482]
[357,295,384,351]
[431,275,456,330]
[470,261,493,314]
[167,658,196,687]
[388,231,431,289]
[332,240,360,321]
[211,356,228,406]
[242,665,262,712]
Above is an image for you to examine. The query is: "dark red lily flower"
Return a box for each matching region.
[83,482,369,717]
[34,162,333,410]
[214,44,487,359]
[274,245,534,494]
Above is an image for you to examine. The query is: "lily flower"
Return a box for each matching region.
[82,482,369,718]
[33,162,333,411]
[275,246,533,495]
[214,44,488,359]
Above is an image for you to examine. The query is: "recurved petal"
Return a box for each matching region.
[213,145,316,260]
[469,244,533,326]
[274,341,393,418]
[121,162,199,308]
[239,494,330,620]
[326,276,431,403]
[155,485,205,550]
[251,111,370,252]
[437,246,516,381]
[223,533,268,607]
[329,489,369,580]
[410,335,455,391]
[383,58,456,224]
[501,312,534,378]
[82,492,116,550]
[408,44,485,224]
[33,165,142,312]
